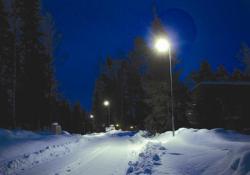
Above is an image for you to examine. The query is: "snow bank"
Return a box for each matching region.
[0,129,147,175]
[131,128,250,175]
[1,128,250,175]
[0,129,80,175]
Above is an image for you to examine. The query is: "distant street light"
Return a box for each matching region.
[115,123,119,127]
[89,114,94,132]
[130,126,134,129]
[103,100,111,126]
[153,36,175,137]
[103,100,110,106]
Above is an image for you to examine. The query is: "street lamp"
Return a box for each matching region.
[154,37,170,53]
[89,114,94,132]
[103,100,110,126]
[153,36,175,136]
[90,114,94,119]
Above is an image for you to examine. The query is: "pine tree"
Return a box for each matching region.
[129,37,149,68]
[17,0,56,129]
[41,13,58,126]
[142,16,188,133]
[71,102,85,134]
[144,80,171,133]
[92,54,148,131]
[92,58,114,131]
[92,76,106,131]
[191,60,215,83]
[117,59,147,130]
[231,69,244,81]
[9,0,22,129]
[128,39,150,129]
[0,0,15,128]
[215,65,229,81]
[54,100,71,131]
[238,43,250,77]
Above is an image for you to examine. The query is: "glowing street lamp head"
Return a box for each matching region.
[154,37,171,54]
[115,123,119,127]
[103,100,110,106]
[90,114,94,119]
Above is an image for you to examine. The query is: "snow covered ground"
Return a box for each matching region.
[0,128,250,175]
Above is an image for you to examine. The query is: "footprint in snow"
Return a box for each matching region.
[139,153,145,157]
[159,146,167,150]
[153,154,161,166]
[161,152,167,155]
[153,162,162,165]
[152,154,160,161]
[144,168,152,174]
[168,153,183,155]
[23,154,29,158]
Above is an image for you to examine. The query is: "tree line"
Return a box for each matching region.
[92,18,250,133]
[0,0,89,133]
[187,46,250,131]
[1,1,249,133]
[92,18,189,133]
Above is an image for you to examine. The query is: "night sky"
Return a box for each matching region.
[42,0,250,111]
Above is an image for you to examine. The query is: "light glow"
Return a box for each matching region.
[90,114,94,119]
[154,37,170,53]
[103,100,110,106]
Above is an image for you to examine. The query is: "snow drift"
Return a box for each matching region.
[0,128,250,175]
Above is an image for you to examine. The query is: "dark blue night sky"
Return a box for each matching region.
[42,0,250,111]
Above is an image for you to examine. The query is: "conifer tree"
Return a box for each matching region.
[191,60,215,83]
[53,100,71,131]
[17,0,56,129]
[142,15,188,133]
[0,0,15,128]
[9,0,22,128]
[215,65,229,81]
[231,69,244,81]
[92,76,107,131]
[72,102,85,134]
[238,43,250,77]
[92,58,114,130]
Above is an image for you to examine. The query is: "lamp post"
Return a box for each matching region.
[103,100,110,126]
[90,114,94,132]
[90,114,94,119]
[153,36,175,136]
[115,123,119,129]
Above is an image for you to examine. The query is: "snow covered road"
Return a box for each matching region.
[21,134,146,175]
[1,128,250,175]
[0,131,148,175]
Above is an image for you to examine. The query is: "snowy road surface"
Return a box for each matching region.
[1,128,250,175]
[19,133,146,175]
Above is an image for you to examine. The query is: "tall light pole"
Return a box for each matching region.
[153,36,175,136]
[90,114,94,119]
[103,100,110,126]
[90,114,94,132]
